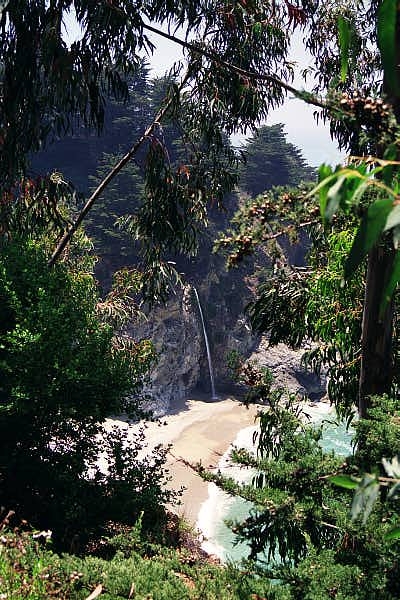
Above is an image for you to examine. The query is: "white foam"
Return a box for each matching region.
[196,425,259,560]
[196,402,351,562]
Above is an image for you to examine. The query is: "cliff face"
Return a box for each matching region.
[129,271,257,415]
[128,287,202,416]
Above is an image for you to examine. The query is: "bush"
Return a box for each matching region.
[0,237,173,545]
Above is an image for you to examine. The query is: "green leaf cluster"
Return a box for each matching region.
[0,236,173,544]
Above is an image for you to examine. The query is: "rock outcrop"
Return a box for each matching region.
[249,339,327,401]
[129,274,257,415]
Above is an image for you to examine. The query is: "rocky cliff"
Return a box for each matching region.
[130,268,258,415]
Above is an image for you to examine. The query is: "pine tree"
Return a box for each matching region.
[239,124,315,196]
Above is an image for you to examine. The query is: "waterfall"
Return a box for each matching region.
[193,287,218,400]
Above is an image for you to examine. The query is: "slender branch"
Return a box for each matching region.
[48,71,190,267]
[259,219,319,243]
[142,23,351,117]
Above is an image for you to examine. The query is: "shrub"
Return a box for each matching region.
[0,237,172,545]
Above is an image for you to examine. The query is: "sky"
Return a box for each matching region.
[63,12,344,168]
[146,27,344,167]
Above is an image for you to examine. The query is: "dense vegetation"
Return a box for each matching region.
[1,0,400,598]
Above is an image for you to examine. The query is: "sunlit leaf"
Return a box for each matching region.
[384,205,400,232]
[377,0,399,95]
[325,176,346,221]
[345,198,393,278]
[384,526,400,541]
[338,16,351,82]
[329,474,359,489]
[382,455,400,478]
[361,481,380,524]
[350,474,379,523]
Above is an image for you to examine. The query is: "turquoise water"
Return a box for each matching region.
[198,405,354,563]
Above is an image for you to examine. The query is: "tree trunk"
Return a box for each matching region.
[358,244,394,418]
[358,3,400,418]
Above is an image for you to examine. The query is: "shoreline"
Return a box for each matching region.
[104,395,334,558]
[105,395,260,526]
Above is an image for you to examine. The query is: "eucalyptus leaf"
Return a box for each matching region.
[345,198,393,278]
[388,482,400,500]
[377,0,399,95]
[338,16,351,82]
[351,474,380,523]
[384,205,400,232]
[379,251,400,317]
[384,526,400,541]
[329,474,359,490]
[325,176,346,221]
[362,480,380,524]
[382,455,400,478]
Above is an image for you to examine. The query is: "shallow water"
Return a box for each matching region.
[197,404,354,562]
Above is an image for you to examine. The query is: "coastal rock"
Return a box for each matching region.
[249,338,327,401]
[126,287,202,415]
[127,277,256,414]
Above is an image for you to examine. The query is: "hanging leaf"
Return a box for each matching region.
[384,204,400,232]
[350,474,380,523]
[384,526,400,540]
[377,0,399,95]
[345,198,393,278]
[338,16,351,82]
[329,474,359,489]
[382,455,400,478]
[325,176,347,221]
[380,250,400,316]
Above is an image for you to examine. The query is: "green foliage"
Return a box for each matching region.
[223,187,363,416]
[314,159,400,283]
[0,237,175,544]
[270,549,374,600]
[353,395,400,470]
[230,407,344,565]
[238,124,315,197]
[0,526,273,600]
[377,0,400,96]
[226,349,274,405]
[223,388,400,597]
[0,528,60,599]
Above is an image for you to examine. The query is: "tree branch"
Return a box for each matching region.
[48,71,190,267]
[142,23,351,117]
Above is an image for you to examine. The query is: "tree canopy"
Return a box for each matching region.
[239,124,315,196]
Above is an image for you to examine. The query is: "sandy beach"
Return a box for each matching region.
[105,395,260,526]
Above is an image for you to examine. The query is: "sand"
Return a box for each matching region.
[105,395,260,526]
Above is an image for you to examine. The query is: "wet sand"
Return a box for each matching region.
[105,396,260,526]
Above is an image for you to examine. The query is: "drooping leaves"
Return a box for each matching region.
[338,16,351,83]
[379,249,400,316]
[344,198,393,277]
[350,474,380,524]
[377,0,399,95]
